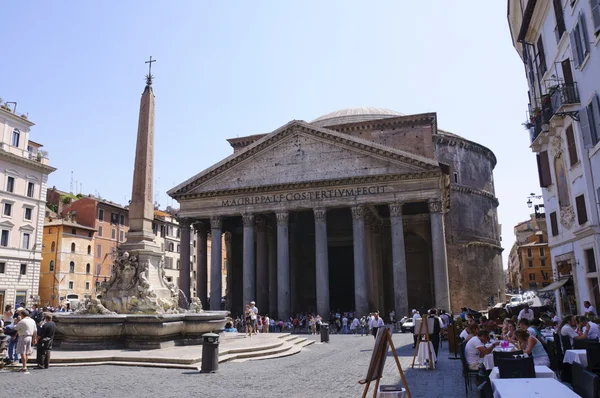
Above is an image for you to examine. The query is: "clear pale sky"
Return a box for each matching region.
[1,1,538,269]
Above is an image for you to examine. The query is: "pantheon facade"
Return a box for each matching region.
[168,108,504,319]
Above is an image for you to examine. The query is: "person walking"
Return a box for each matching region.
[428,309,443,357]
[14,310,37,374]
[244,304,253,337]
[36,313,56,369]
[369,313,384,339]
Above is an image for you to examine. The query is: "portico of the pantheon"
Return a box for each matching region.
[168,108,504,319]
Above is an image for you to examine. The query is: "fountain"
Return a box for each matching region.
[52,61,228,350]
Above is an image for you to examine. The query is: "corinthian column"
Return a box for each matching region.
[351,206,369,317]
[256,216,268,312]
[242,213,256,307]
[210,216,223,311]
[194,222,208,309]
[389,202,408,318]
[178,218,191,309]
[276,211,290,320]
[429,199,451,311]
[314,208,330,317]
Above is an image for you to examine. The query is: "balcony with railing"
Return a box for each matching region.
[550,82,580,113]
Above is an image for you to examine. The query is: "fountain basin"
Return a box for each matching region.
[54,311,229,350]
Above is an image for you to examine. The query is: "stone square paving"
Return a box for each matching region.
[0,332,477,398]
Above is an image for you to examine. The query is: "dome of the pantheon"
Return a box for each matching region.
[311,107,404,127]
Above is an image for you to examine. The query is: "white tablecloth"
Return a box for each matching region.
[491,378,579,398]
[377,385,407,398]
[415,341,436,368]
[489,365,556,380]
[563,349,588,366]
[483,344,516,370]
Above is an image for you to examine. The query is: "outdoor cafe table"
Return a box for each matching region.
[563,349,588,367]
[491,378,579,398]
[483,342,516,370]
[489,365,557,380]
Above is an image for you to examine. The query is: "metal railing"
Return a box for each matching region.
[550,82,580,111]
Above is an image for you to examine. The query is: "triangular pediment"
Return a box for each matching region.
[0,220,15,228]
[169,121,440,197]
[19,224,35,232]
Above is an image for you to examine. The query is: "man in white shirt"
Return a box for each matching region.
[561,315,588,349]
[579,316,600,340]
[369,313,385,339]
[342,315,349,334]
[250,301,258,315]
[350,317,360,334]
[465,330,499,370]
[517,304,534,321]
[14,310,37,374]
[584,301,598,317]
[412,310,421,348]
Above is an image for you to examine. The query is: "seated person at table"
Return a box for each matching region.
[521,318,547,344]
[560,315,588,348]
[584,301,598,318]
[460,323,479,342]
[501,320,517,344]
[465,329,500,370]
[578,316,599,340]
[517,304,534,321]
[515,329,550,367]
[485,321,499,339]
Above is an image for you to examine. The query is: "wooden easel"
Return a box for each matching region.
[411,317,434,369]
[358,327,411,398]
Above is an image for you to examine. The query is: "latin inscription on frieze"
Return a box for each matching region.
[221,185,386,207]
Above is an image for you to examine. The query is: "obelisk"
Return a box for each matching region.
[103,59,178,312]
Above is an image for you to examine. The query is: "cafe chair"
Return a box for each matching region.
[561,335,572,351]
[460,341,479,396]
[572,362,599,398]
[587,342,600,375]
[574,338,599,350]
[492,350,523,365]
[497,356,536,379]
[476,380,493,398]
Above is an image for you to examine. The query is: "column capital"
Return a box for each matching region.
[389,202,403,217]
[276,211,289,225]
[313,208,327,223]
[351,205,365,220]
[242,213,255,227]
[193,221,207,234]
[255,216,266,232]
[428,199,443,213]
[210,215,223,230]
[177,217,192,228]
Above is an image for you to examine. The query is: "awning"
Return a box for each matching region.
[538,278,570,292]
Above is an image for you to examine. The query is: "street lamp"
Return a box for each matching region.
[526,193,544,218]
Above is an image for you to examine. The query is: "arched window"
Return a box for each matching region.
[12,129,20,147]
[69,261,75,273]
[71,242,76,253]
[86,263,91,274]
[87,245,91,255]
[51,242,55,252]
[49,260,55,271]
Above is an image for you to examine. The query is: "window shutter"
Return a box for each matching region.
[537,36,547,75]
[592,0,600,35]
[575,194,588,224]
[580,105,594,147]
[565,125,579,166]
[594,94,600,145]
[580,12,590,56]
[569,28,581,68]
[537,150,552,187]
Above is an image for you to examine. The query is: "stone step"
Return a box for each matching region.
[219,341,295,363]
[45,361,199,370]
[298,339,315,348]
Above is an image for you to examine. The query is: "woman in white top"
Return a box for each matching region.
[2,304,13,325]
[515,329,550,367]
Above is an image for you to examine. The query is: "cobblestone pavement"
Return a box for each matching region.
[0,332,476,398]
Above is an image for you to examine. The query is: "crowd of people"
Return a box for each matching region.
[460,300,600,371]
[1,303,56,373]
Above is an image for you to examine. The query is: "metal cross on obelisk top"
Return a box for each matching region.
[145,56,156,85]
